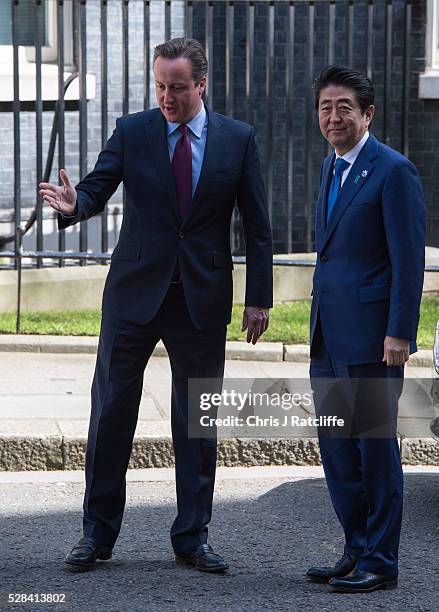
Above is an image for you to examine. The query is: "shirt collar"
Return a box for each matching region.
[167,103,206,138]
[335,131,370,166]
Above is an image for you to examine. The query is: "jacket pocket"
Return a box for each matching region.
[358,284,390,303]
[111,245,142,261]
[212,251,234,270]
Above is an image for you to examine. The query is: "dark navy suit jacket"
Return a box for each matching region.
[58,107,273,330]
[310,133,426,364]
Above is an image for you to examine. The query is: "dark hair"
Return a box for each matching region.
[314,65,375,113]
[153,38,208,85]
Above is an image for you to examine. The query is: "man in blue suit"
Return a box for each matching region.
[306,66,425,592]
[39,38,272,573]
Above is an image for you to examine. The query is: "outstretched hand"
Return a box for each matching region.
[241,306,270,345]
[39,169,77,216]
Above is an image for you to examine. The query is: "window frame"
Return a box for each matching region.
[419,0,439,98]
[433,0,439,67]
[426,0,439,70]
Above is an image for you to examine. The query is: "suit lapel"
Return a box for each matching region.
[182,108,226,227]
[321,134,378,252]
[144,110,181,223]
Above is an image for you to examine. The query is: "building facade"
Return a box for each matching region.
[0,0,437,261]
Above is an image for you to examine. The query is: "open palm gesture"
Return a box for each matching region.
[39,169,77,216]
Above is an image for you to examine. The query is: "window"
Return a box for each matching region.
[0,0,49,46]
[419,0,439,98]
[0,0,92,104]
[0,0,74,66]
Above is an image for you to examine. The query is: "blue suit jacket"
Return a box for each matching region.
[58,107,273,330]
[310,133,426,364]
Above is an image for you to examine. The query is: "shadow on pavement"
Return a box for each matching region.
[0,474,438,611]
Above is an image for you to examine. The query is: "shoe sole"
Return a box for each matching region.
[65,551,112,568]
[306,575,332,584]
[175,556,229,574]
[330,580,398,593]
[306,571,355,584]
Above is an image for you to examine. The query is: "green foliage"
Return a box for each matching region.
[417,294,439,350]
[0,310,101,336]
[229,301,311,343]
[0,294,438,349]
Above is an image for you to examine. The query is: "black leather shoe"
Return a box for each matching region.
[175,544,229,573]
[306,552,357,583]
[329,569,398,592]
[65,537,113,568]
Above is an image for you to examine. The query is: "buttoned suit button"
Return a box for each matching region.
[320,254,328,262]
[179,232,184,239]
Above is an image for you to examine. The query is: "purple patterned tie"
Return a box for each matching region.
[172,124,192,219]
[171,125,192,282]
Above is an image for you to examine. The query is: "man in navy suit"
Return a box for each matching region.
[306,66,425,592]
[39,38,272,573]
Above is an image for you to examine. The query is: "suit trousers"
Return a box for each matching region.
[82,284,227,555]
[310,318,404,577]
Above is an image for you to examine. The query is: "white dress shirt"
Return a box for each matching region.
[335,130,370,187]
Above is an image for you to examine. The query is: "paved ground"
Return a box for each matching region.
[0,352,436,439]
[0,351,309,419]
[0,466,438,612]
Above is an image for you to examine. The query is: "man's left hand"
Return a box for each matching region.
[241,307,270,345]
[382,336,410,366]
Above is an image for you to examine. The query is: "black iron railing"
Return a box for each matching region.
[0,0,435,335]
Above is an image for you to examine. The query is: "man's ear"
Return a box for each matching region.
[365,105,375,125]
[199,76,207,96]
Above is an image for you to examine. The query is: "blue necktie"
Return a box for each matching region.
[326,157,350,223]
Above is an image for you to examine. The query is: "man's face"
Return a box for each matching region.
[317,85,375,155]
[153,56,206,124]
